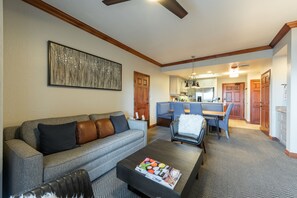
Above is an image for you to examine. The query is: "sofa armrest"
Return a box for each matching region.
[127,119,147,145]
[4,139,43,196]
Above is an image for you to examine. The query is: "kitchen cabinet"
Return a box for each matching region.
[170,76,186,96]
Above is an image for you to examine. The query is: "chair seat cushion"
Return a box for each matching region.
[178,114,204,137]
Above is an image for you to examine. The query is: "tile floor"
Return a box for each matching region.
[229,119,260,130]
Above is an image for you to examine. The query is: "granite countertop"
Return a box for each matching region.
[276,106,286,113]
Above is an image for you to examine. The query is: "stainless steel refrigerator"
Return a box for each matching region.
[195,87,214,102]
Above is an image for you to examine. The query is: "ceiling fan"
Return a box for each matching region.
[102,0,188,19]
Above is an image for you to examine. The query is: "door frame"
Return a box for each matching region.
[260,69,271,134]
[250,79,260,124]
[134,71,150,126]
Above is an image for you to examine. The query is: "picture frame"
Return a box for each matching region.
[48,41,122,91]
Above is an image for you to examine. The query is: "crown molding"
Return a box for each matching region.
[22,0,162,66]
[269,20,297,48]
[22,0,297,67]
[161,46,272,67]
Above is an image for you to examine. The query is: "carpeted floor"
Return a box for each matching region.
[92,127,297,198]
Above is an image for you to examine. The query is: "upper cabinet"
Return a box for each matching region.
[170,76,186,96]
[198,78,217,88]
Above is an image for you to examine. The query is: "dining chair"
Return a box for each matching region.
[190,103,203,115]
[173,102,185,119]
[208,103,234,139]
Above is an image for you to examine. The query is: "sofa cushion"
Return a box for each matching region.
[95,118,114,138]
[76,121,98,144]
[20,115,90,150]
[38,122,77,155]
[43,129,145,181]
[110,115,129,133]
[89,111,124,121]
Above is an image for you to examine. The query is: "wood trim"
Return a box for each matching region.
[22,0,162,66]
[270,20,297,48]
[162,46,272,67]
[250,79,260,124]
[21,0,297,67]
[222,82,245,120]
[134,71,150,127]
[285,149,297,159]
[268,135,279,141]
[149,124,157,129]
[260,128,269,136]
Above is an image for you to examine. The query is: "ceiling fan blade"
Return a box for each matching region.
[102,0,130,6]
[158,0,188,19]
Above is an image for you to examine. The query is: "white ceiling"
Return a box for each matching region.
[163,58,272,79]
[42,0,295,77]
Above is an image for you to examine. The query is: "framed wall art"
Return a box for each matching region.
[48,41,122,91]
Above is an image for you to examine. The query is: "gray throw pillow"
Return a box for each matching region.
[38,121,77,155]
[110,115,129,133]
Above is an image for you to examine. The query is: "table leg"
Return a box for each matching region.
[215,117,221,139]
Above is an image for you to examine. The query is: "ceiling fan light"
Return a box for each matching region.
[229,72,239,78]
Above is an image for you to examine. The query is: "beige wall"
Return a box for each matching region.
[0,0,3,195]
[271,53,287,138]
[3,0,169,127]
[245,72,261,122]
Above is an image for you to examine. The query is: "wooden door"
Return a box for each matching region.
[134,71,150,126]
[250,80,261,124]
[222,83,245,119]
[260,70,270,134]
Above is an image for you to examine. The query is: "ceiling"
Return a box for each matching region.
[163,58,272,79]
[40,0,296,77]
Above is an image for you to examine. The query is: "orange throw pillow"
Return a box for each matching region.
[95,118,115,138]
[76,121,98,144]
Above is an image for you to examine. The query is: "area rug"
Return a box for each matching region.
[92,127,297,198]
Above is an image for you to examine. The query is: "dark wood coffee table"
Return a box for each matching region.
[116,139,203,198]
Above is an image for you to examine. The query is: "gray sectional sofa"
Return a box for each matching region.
[3,111,147,196]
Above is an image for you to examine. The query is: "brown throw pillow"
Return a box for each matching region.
[95,118,115,138]
[76,121,98,144]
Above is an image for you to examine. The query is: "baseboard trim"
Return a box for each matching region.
[260,128,269,136]
[285,150,297,158]
[269,135,279,141]
[149,124,156,129]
